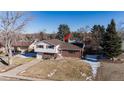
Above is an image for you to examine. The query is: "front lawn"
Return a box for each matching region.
[12,57,34,65]
[19,57,92,81]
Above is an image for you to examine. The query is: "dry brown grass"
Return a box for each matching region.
[96,61,124,81]
[19,57,92,81]
[12,57,34,65]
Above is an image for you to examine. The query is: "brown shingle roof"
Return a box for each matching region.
[43,39,81,50]
[0,41,32,47]
[13,41,32,47]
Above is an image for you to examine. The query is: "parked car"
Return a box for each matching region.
[84,55,99,62]
[21,52,37,57]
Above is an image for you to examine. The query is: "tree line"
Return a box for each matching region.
[26,19,122,60]
[91,19,122,60]
[55,19,122,60]
[20,19,122,61]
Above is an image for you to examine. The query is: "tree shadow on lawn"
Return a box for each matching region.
[0,58,9,66]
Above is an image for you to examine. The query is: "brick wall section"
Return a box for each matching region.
[43,53,55,58]
[61,50,82,58]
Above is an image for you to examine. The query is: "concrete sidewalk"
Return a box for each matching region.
[0,59,44,81]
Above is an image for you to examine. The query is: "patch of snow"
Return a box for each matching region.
[83,60,100,78]
[80,72,87,77]
[86,76,92,81]
[1,69,6,72]
[20,70,26,74]
[47,69,57,78]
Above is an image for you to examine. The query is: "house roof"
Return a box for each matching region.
[13,41,32,47]
[0,41,32,47]
[43,39,81,50]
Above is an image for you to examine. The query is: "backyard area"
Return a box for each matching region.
[19,58,92,81]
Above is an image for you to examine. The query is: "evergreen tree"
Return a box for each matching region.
[91,25,105,47]
[56,24,70,41]
[72,31,83,41]
[103,19,122,60]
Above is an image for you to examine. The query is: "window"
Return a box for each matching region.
[37,45,44,48]
[47,45,54,49]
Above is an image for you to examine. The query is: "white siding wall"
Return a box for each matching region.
[37,52,43,59]
[34,41,59,53]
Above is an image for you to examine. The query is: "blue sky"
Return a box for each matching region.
[24,11,124,33]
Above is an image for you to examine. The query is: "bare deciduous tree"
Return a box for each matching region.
[0,12,30,65]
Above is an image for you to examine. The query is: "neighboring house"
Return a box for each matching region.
[0,41,32,54]
[28,40,38,50]
[13,41,32,53]
[32,39,82,59]
[83,37,102,55]
[69,40,84,48]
